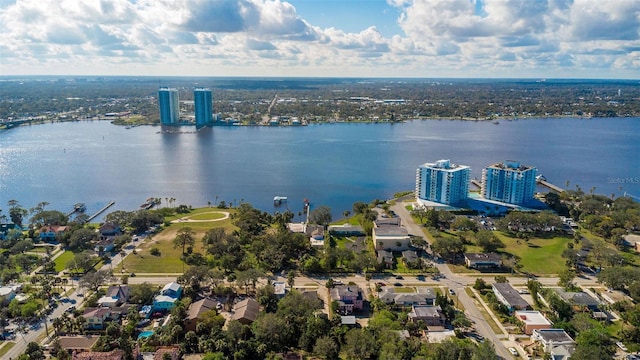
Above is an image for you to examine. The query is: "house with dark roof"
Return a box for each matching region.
[555,290,600,312]
[531,329,576,353]
[232,298,260,325]
[328,224,365,236]
[464,253,502,269]
[408,305,445,327]
[492,282,531,312]
[377,249,394,268]
[185,297,217,331]
[379,287,437,306]
[330,285,363,313]
[402,249,421,268]
[99,222,122,237]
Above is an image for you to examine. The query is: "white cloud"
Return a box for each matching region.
[0,0,637,78]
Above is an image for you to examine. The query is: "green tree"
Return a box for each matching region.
[475,230,504,253]
[310,206,332,226]
[313,336,339,360]
[173,226,196,255]
[344,328,377,360]
[431,237,465,261]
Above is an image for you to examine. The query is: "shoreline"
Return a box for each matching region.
[2,113,629,131]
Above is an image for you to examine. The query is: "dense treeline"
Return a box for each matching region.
[2,77,638,122]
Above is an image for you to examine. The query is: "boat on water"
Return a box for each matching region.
[274,196,288,206]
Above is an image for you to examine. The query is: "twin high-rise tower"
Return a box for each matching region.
[158,87,213,127]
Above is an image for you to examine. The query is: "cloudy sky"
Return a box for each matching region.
[1,0,638,78]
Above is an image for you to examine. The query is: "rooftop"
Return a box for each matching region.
[515,311,552,326]
[186,297,216,321]
[465,252,502,263]
[493,282,530,308]
[533,329,575,344]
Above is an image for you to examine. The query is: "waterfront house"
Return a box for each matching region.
[492,283,531,312]
[330,285,363,313]
[515,310,553,335]
[328,224,365,236]
[232,298,260,325]
[99,222,122,237]
[185,297,217,332]
[38,225,68,242]
[464,253,502,270]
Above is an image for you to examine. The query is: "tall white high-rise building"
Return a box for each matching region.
[158,87,179,125]
[415,159,470,206]
[481,160,537,205]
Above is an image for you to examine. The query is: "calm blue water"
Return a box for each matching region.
[0,118,638,221]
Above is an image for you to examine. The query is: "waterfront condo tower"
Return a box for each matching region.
[416,159,470,206]
[194,88,213,127]
[158,87,179,125]
[481,160,537,205]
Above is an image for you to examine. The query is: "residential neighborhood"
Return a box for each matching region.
[0,181,639,360]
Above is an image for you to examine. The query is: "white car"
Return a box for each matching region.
[508,347,518,356]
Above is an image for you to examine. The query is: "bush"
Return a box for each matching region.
[150,248,161,256]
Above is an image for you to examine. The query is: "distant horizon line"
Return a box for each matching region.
[0,75,638,82]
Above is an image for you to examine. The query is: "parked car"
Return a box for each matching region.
[448,289,455,296]
[508,347,518,356]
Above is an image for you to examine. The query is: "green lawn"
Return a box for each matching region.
[125,208,237,273]
[54,251,74,272]
[0,341,15,358]
[494,232,570,275]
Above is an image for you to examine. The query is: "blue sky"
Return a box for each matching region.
[0,0,638,78]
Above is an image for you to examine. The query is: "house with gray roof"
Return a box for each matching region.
[373,225,410,251]
[408,305,445,327]
[532,329,576,353]
[377,249,394,268]
[464,253,502,269]
[379,287,437,306]
[555,290,600,311]
[492,282,531,312]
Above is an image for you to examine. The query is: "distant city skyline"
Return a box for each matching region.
[1,0,638,79]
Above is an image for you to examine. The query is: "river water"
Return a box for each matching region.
[0,117,638,221]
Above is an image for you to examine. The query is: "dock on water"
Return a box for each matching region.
[87,200,116,222]
[537,179,565,193]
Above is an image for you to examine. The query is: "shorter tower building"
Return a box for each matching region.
[158,87,179,125]
[194,88,213,127]
[415,159,470,206]
[481,160,537,205]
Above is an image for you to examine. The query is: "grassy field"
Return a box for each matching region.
[124,208,236,273]
[54,251,75,272]
[0,341,15,358]
[494,233,571,275]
